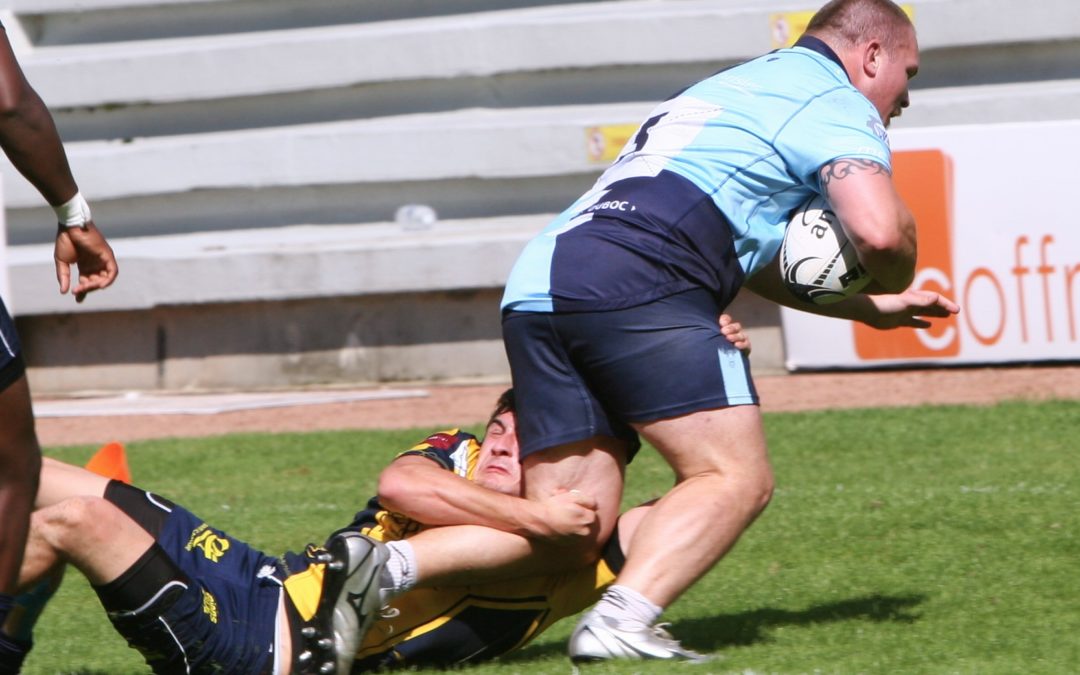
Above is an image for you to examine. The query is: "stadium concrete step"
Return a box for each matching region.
[0,103,648,208]
[6,72,1080,242]
[16,0,1079,112]
[5,214,548,315]
[900,78,1080,128]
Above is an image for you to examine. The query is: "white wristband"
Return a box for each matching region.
[53,191,92,228]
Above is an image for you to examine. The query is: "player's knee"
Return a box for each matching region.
[695,460,774,520]
[751,464,776,517]
[39,496,121,553]
[730,459,774,518]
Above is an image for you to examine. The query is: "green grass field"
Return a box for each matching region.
[21,399,1080,674]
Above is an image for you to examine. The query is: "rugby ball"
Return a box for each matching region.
[780,195,871,305]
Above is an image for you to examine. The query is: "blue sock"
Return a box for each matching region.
[0,594,31,675]
[5,576,62,642]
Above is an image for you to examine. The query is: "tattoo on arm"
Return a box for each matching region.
[819,159,890,197]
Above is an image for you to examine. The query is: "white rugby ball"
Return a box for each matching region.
[780,195,871,305]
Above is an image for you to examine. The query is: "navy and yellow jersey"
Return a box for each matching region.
[280,429,624,670]
[352,428,482,542]
[102,482,287,675]
[279,430,481,627]
[355,533,621,670]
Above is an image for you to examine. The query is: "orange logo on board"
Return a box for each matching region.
[853,150,960,359]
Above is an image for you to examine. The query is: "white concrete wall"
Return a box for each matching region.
[7,215,545,313]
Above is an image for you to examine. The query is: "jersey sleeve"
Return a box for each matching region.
[397,429,477,474]
[342,429,481,537]
[775,86,892,189]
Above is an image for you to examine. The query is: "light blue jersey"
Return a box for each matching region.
[501,37,891,314]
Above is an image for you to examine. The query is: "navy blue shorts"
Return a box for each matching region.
[0,297,24,392]
[502,288,758,460]
[109,486,285,674]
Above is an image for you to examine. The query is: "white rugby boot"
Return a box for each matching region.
[568,610,711,663]
[304,531,390,674]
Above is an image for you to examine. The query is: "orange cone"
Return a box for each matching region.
[84,442,132,483]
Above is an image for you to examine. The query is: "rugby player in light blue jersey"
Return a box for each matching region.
[382,0,959,664]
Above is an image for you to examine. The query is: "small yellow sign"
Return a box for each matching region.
[585,124,639,164]
[769,4,915,49]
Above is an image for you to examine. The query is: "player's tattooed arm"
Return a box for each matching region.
[815,157,914,292]
[819,159,890,199]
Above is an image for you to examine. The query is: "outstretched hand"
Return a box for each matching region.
[54,221,118,303]
[861,288,960,330]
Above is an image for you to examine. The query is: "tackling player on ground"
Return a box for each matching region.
[5,320,750,673]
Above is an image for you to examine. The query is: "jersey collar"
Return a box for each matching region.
[793,35,850,82]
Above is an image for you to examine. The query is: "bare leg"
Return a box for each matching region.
[25,495,246,675]
[30,497,152,586]
[2,459,117,643]
[408,437,626,586]
[35,457,111,509]
[520,435,626,557]
[613,502,655,555]
[1,495,150,673]
[14,512,67,592]
[566,406,773,662]
[3,526,64,645]
[0,376,42,595]
[619,405,774,607]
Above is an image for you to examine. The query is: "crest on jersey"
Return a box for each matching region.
[866,115,889,144]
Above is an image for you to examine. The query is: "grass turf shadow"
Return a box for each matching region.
[503,593,925,662]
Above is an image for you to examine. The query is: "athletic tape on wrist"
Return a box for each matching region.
[53,192,92,228]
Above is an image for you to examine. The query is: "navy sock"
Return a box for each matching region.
[0,595,32,675]
[4,574,63,643]
[94,545,196,674]
[95,544,187,614]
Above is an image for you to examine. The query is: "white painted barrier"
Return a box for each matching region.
[781,119,1080,369]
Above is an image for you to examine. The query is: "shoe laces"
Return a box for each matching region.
[375,605,400,635]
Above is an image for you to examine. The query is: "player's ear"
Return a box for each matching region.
[863,39,883,77]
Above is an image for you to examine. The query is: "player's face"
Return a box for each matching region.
[474,411,522,495]
[865,28,919,128]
